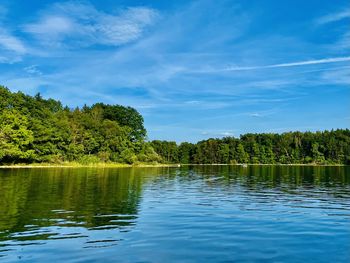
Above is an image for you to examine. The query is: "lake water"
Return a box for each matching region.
[0,165,349,262]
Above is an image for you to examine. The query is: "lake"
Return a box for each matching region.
[0,165,349,262]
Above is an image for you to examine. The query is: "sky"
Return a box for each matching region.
[0,0,349,142]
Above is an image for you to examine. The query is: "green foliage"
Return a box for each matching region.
[151,131,350,165]
[1,85,349,165]
[150,140,179,163]
[119,149,138,164]
[0,109,35,162]
[78,155,101,164]
[178,142,195,164]
[92,103,146,141]
[0,86,160,164]
[235,143,249,164]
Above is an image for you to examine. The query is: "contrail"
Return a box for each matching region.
[223,56,350,72]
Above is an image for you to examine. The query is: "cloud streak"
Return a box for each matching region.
[219,56,350,72]
[316,9,350,25]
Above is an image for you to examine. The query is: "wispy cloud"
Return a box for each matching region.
[24,65,43,76]
[219,57,350,72]
[316,8,350,25]
[24,16,74,41]
[23,2,159,48]
[247,108,279,118]
[335,31,350,51]
[0,28,27,63]
[321,67,350,85]
[0,29,26,54]
[0,4,27,63]
[315,8,350,52]
[201,130,236,137]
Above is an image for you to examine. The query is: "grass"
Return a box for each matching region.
[0,162,180,168]
[0,162,345,168]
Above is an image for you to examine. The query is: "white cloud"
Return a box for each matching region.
[316,9,350,25]
[249,113,262,118]
[261,57,350,68]
[336,31,350,50]
[24,65,42,75]
[0,29,26,54]
[0,6,27,62]
[190,57,350,75]
[23,2,159,47]
[201,130,235,137]
[178,57,348,75]
[321,68,350,85]
[185,100,201,105]
[222,57,350,72]
[0,55,22,64]
[24,16,74,36]
[247,108,278,118]
[314,8,350,53]
[96,7,158,45]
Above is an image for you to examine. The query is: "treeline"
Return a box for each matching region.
[0,86,161,164]
[1,86,349,165]
[151,130,350,165]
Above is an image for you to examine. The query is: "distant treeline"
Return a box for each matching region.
[150,130,350,165]
[1,86,349,165]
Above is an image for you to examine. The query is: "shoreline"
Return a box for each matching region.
[0,163,346,168]
[183,163,346,166]
[0,164,180,169]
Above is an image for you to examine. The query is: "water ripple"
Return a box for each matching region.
[0,166,349,262]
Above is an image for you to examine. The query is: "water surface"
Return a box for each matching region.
[0,165,349,262]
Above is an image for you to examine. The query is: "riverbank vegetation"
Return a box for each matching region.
[151,130,350,165]
[1,86,349,165]
[0,86,161,165]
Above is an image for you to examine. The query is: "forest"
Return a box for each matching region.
[0,86,349,165]
[151,129,350,165]
[0,86,160,164]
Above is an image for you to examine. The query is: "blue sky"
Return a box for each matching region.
[0,0,349,142]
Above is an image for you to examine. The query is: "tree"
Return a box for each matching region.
[311,143,325,164]
[178,142,194,164]
[218,144,230,163]
[92,103,146,141]
[235,143,249,164]
[0,109,35,163]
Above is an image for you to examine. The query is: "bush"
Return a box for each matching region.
[119,149,137,164]
[78,155,101,164]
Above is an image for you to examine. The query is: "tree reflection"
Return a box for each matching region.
[0,168,146,242]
